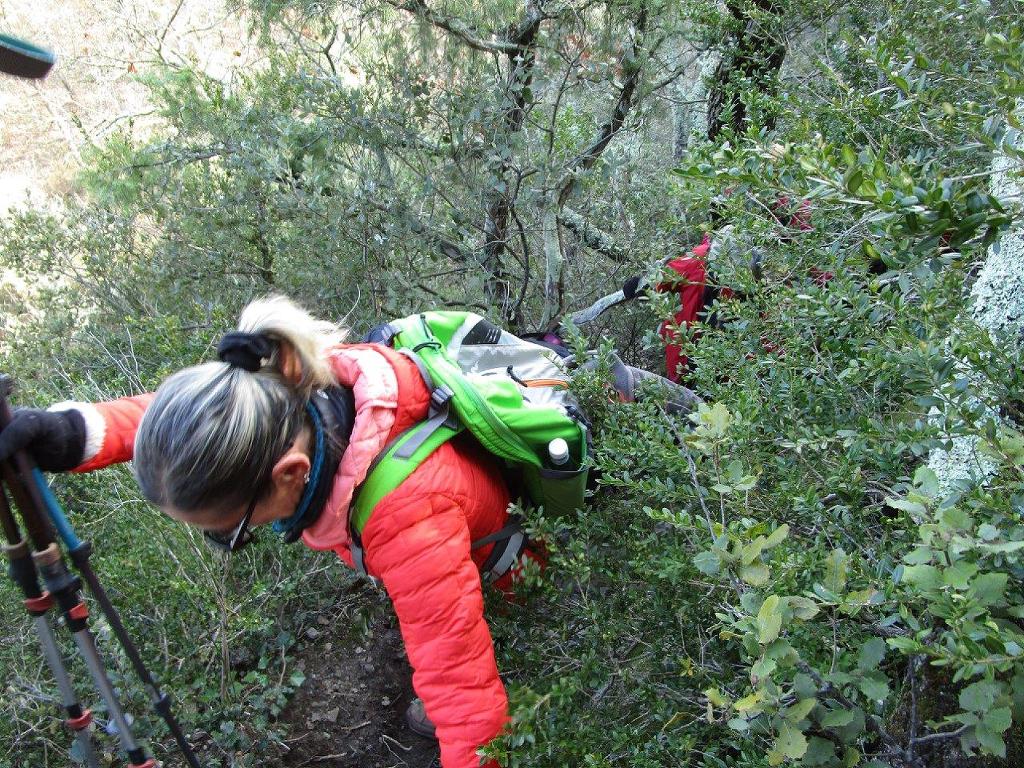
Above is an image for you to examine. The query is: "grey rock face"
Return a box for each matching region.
[928,101,1023,494]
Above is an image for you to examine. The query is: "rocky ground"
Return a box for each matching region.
[277,611,439,768]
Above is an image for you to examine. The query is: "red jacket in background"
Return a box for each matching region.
[656,197,816,382]
[657,235,712,383]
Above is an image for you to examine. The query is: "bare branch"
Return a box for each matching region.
[400,208,475,266]
[556,9,650,207]
[559,206,627,262]
[647,50,701,94]
[383,0,525,54]
[129,142,235,169]
[909,725,970,746]
[414,279,490,312]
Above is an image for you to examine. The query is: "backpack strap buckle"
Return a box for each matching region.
[393,387,461,461]
[362,322,400,346]
[349,532,382,585]
[473,516,527,584]
[429,385,454,418]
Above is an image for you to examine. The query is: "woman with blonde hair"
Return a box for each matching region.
[0,296,515,768]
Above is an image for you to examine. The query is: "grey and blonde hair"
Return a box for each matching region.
[134,296,345,515]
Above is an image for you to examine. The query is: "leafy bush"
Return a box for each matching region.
[484,3,1024,767]
[1,1,1022,767]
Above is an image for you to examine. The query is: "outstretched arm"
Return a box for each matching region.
[56,394,154,471]
[0,394,154,474]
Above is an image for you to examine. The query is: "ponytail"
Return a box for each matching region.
[134,296,346,516]
[237,295,344,397]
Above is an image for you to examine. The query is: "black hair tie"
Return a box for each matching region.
[217,332,276,372]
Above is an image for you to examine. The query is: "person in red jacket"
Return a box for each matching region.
[0,296,513,768]
[656,233,725,383]
[655,196,820,382]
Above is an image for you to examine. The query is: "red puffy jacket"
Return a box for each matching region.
[61,344,511,768]
[657,235,713,383]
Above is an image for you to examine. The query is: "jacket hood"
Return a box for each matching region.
[301,344,429,556]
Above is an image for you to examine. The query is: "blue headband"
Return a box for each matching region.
[272,401,326,539]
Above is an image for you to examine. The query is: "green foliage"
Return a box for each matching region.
[484,2,1024,767]
[2,0,1023,766]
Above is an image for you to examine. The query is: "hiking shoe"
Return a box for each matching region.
[405,698,437,740]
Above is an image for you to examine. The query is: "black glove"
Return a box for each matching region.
[622,275,644,300]
[0,408,87,472]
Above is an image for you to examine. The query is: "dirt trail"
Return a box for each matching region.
[279,611,439,768]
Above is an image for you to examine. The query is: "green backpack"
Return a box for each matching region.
[349,311,590,581]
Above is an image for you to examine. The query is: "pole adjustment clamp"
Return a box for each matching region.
[23,592,53,613]
[65,709,93,731]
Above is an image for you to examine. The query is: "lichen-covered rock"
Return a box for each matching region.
[928,100,1023,493]
[971,148,1024,337]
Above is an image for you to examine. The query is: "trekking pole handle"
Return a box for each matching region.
[0,379,58,548]
[0,459,55,549]
[0,33,55,79]
[0,379,75,553]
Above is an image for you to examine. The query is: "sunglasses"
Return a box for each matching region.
[200,433,303,553]
[203,494,258,553]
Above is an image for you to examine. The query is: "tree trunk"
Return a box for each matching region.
[707,0,786,141]
[539,205,564,328]
[674,48,723,157]
[481,2,543,327]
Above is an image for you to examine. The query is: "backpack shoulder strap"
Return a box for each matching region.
[348,353,464,577]
[472,517,527,584]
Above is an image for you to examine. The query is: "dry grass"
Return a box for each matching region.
[0,0,261,212]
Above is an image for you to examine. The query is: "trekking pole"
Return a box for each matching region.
[0,487,101,768]
[30,468,203,768]
[1,466,158,768]
[569,276,650,327]
[0,377,202,767]
[0,468,157,767]
[0,407,158,768]
[32,541,157,768]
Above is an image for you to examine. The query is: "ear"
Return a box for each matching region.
[278,342,304,386]
[271,449,310,493]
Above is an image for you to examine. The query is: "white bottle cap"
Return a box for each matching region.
[548,437,570,466]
